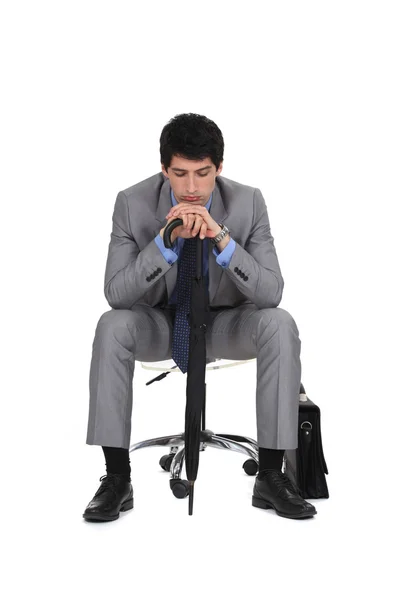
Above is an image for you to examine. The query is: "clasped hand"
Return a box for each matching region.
[164,203,221,241]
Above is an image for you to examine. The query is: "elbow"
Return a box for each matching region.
[274,274,284,306]
[255,273,284,309]
[275,274,284,306]
[104,270,133,309]
[104,285,131,310]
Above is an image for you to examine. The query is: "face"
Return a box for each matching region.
[161,155,223,207]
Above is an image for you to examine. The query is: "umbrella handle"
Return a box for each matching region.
[163,218,183,249]
[164,218,204,279]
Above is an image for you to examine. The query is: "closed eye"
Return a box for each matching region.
[175,173,208,177]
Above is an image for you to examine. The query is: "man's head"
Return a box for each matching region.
[160,113,224,207]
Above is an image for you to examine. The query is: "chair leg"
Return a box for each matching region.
[207,435,259,462]
[129,433,185,453]
[170,447,185,479]
[214,433,258,453]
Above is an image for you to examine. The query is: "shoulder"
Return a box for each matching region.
[216,174,257,198]
[216,175,265,213]
[120,172,165,199]
[114,172,166,219]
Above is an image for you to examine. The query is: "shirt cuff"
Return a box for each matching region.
[212,238,236,268]
[154,234,178,265]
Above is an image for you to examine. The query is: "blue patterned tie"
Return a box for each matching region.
[172,237,197,373]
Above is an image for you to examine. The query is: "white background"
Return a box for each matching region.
[1,1,399,598]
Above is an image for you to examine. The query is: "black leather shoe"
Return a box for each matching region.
[83,473,134,522]
[252,469,317,519]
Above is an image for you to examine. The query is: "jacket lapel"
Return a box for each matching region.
[155,177,177,302]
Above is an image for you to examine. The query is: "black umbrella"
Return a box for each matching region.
[163,218,212,515]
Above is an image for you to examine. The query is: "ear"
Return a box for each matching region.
[161,164,169,178]
[216,161,223,176]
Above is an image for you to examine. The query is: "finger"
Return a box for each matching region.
[186,214,191,229]
[169,205,206,217]
[183,206,206,214]
[187,214,196,233]
[199,221,207,239]
[169,214,183,228]
[179,208,209,227]
[192,215,204,236]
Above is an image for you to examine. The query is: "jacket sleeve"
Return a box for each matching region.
[223,187,285,309]
[103,191,173,309]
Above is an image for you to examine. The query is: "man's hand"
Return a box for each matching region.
[165,203,222,240]
[160,213,205,244]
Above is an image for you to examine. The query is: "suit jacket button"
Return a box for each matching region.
[234,267,239,273]
[157,267,162,273]
[244,275,248,281]
[146,276,151,282]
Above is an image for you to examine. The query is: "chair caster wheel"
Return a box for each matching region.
[170,478,190,499]
[159,454,174,472]
[243,459,258,476]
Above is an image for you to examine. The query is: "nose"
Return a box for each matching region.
[186,174,197,194]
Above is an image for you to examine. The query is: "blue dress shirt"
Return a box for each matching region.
[154,188,236,305]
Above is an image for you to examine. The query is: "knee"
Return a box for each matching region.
[95,308,139,347]
[256,307,300,336]
[97,308,135,329]
[272,307,299,333]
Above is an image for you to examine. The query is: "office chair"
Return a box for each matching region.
[128,357,284,499]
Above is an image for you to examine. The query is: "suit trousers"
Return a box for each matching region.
[86,303,302,450]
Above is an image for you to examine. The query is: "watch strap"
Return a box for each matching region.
[211,223,230,245]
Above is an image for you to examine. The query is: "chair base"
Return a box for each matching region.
[129,429,261,481]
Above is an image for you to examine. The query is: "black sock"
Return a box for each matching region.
[102,446,131,481]
[258,447,285,473]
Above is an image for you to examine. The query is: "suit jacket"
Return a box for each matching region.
[104,171,284,311]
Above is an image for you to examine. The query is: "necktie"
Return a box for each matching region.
[172,237,197,373]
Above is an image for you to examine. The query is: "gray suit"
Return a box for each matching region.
[86,172,301,450]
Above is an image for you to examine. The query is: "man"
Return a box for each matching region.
[83,113,317,521]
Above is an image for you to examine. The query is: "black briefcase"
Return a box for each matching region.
[283,384,329,499]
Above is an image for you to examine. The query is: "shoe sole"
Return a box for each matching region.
[83,497,134,522]
[252,495,316,519]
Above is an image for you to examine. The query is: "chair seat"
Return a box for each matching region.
[140,357,256,373]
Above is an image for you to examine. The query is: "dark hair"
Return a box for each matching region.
[160,113,224,172]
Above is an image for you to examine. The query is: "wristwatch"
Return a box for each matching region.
[211,223,230,245]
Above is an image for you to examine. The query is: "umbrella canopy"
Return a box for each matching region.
[164,218,212,515]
